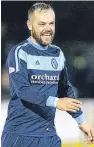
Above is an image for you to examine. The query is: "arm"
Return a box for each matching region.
[62,61,94,144]
[46,50,94,144]
[78,122,94,144]
[47,61,84,122]
[62,62,84,123]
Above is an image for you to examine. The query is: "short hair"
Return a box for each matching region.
[28,2,54,20]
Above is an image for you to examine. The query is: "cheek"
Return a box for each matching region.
[52,26,55,32]
[50,26,55,33]
[35,26,43,35]
[33,28,40,36]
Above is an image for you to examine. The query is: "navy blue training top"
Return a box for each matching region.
[3,38,83,137]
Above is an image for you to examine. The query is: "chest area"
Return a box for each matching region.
[27,54,64,71]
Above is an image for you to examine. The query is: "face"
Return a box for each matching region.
[27,8,55,46]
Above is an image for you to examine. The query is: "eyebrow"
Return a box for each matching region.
[38,21,55,24]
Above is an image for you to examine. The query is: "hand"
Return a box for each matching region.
[56,97,82,112]
[79,122,94,144]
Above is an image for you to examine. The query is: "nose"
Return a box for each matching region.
[45,24,51,31]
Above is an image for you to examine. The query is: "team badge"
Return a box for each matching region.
[51,58,58,69]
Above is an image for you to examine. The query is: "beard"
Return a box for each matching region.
[31,28,55,46]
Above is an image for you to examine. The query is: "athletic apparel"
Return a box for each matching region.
[1,132,61,147]
[2,37,84,137]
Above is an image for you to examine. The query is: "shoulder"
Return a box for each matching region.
[7,40,29,69]
[49,44,65,58]
[49,44,60,50]
[49,44,64,53]
[8,39,30,57]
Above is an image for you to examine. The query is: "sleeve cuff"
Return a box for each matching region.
[46,96,58,107]
[75,113,86,124]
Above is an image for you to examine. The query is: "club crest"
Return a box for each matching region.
[51,58,58,69]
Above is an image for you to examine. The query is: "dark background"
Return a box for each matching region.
[1,1,94,99]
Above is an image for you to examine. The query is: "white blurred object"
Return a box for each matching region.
[55,109,82,142]
[0,100,8,137]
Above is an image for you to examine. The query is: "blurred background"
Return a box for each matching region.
[1,1,94,143]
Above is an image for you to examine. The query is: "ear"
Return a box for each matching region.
[27,20,32,31]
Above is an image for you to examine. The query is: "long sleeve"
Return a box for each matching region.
[63,61,86,123]
[7,47,51,107]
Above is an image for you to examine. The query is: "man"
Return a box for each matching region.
[2,2,94,147]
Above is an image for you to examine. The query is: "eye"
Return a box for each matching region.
[39,23,45,26]
[50,22,55,25]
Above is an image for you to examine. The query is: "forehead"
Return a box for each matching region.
[32,8,55,22]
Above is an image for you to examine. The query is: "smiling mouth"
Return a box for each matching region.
[42,32,52,36]
[42,34,52,37]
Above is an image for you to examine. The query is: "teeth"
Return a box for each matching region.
[44,35,50,36]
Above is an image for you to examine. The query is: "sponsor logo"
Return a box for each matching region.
[51,58,58,69]
[31,74,59,84]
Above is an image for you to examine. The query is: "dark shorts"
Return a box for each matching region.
[1,132,61,147]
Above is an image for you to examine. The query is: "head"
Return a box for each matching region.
[27,2,55,46]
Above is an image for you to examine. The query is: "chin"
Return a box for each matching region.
[42,43,51,46]
[42,40,52,46]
